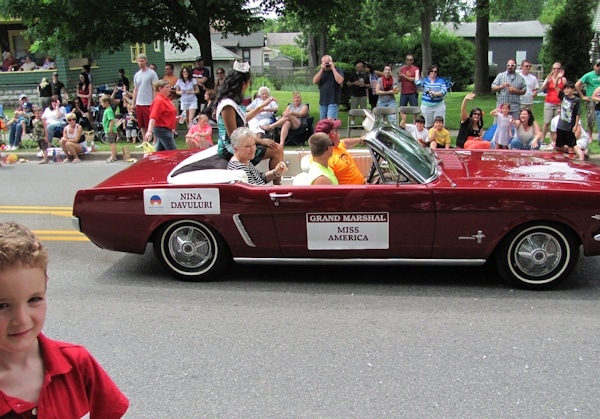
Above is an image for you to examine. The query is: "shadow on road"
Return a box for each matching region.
[95,246,600,300]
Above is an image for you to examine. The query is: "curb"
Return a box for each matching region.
[7,149,145,162]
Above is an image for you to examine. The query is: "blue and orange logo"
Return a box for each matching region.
[149,195,162,206]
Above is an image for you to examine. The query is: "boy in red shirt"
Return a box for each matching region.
[0,222,129,418]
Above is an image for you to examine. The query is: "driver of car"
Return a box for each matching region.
[313,118,366,184]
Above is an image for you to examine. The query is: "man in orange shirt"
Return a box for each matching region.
[313,119,366,184]
[163,63,179,106]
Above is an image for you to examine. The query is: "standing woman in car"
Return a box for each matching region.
[215,61,283,184]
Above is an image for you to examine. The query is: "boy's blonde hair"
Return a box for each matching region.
[100,94,112,104]
[0,222,48,273]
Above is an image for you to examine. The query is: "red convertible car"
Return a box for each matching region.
[72,116,600,289]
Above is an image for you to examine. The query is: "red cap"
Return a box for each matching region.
[314,118,342,134]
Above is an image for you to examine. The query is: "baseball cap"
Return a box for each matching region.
[195,56,203,61]
[314,119,342,134]
[18,93,28,101]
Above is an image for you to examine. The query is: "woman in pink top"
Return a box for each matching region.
[185,114,213,150]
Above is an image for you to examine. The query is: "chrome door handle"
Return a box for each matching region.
[269,192,293,201]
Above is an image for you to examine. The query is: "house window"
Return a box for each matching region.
[153,41,161,52]
[488,51,494,65]
[516,51,526,66]
[243,49,251,65]
[130,43,147,62]
[263,53,270,65]
[7,30,30,59]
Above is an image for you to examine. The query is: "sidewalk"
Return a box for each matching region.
[8,145,146,162]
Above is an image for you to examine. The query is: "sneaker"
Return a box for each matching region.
[106,157,117,163]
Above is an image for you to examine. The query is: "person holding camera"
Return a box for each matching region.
[313,54,344,120]
[420,64,447,129]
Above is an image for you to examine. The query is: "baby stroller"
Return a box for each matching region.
[92,105,108,144]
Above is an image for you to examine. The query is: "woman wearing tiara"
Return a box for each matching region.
[215,61,284,184]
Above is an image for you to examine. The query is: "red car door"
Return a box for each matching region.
[268,184,436,258]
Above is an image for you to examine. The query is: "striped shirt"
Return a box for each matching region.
[421,77,447,107]
[227,159,266,185]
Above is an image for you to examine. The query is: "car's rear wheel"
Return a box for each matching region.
[153,220,230,281]
[495,223,579,290]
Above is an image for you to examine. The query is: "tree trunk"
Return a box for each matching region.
[319,26,327,58]
[420,3,433,73]
[474,0,490,95]
[308,34,317,69]
[191,23,214,88]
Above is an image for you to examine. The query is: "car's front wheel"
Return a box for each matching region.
[495,223,579,290]
[153,220,230,281]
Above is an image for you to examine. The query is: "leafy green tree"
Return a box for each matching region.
[262,0,351,68]
[0,0,264,68]
[489,0,543,21]
[538,0,567,24]
[278,45,305,66]
[539,0,594,79]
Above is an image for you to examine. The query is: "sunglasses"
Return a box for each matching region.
[524,65,531,68]
[472,112,481,116]
[430,70,437,73]
[507,64,516,67]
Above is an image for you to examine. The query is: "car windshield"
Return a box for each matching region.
[369,120,437,183]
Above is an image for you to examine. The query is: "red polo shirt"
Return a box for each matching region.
[0,333,129,418]
[149,93,177,130]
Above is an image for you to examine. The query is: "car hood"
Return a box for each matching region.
[438,150,600,188]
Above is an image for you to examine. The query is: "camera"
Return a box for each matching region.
[325,62,331,68]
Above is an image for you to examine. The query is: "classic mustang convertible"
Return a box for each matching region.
[72,115,600,289]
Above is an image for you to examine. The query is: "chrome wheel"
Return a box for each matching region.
[154,220,229,281]
[496,224,578,290]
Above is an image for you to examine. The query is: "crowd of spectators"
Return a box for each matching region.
[3,50,600,165]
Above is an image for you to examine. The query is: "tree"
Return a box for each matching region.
[540,0,594,79]
[474,0,490,95]
[489,0,543,21]
[537,0,566,24]
[0,0,265,69]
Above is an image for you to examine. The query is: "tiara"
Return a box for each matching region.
[233,60,250,73]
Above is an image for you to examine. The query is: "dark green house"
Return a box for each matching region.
[0,20,164,107]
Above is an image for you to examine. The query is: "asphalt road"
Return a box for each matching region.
[2,160,600,418]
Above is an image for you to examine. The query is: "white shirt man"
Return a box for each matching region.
[519,60,539,110]
[132,54,158,136]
